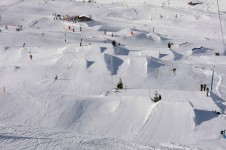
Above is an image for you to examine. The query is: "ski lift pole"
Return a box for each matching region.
[211,70,214,91]
[217,0,226,54]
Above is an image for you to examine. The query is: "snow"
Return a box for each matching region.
[0,0,226,149]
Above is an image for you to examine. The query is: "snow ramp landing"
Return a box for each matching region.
[136,101,195,144]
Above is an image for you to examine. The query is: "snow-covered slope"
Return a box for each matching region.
[0,0,226,149]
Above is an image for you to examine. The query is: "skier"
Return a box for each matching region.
[206,87,209,96]
[23,43,26,48]
[80,27,82,32]
[55,74,58,80]
[203,84,206,91]
[200,84,203,91]
[104,30,106,35]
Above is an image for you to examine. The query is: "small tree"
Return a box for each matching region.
[117,78,123,89]
[151,91,162,103]
[112,40,116,46]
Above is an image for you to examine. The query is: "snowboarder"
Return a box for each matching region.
[55,74,58,80]
[203,84,206,91]
[206,87,209,96]
[200,84,203,91]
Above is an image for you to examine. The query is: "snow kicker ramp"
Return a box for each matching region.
[135,101,195,144]
[0,93,196,149]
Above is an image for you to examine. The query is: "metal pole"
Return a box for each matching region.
[211,70,214,91]
[216,0,226,54]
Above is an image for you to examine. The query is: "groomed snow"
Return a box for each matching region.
[0,0,226,149]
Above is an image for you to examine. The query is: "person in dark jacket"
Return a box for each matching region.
[168,42,171,48]
[203,84,206,91]
[200,84,203,91]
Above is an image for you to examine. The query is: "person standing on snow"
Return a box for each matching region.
[200,84,203,91]
[29,54,32,60]
[206,87,209,96]
[203,84,206,91]
[29,50,32,60]
[168,42,171,49]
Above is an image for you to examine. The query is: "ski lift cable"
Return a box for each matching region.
[216,0,226,52]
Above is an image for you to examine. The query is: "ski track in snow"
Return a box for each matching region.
[0,0,226,149]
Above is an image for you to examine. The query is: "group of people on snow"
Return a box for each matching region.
[200,84,209,96]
